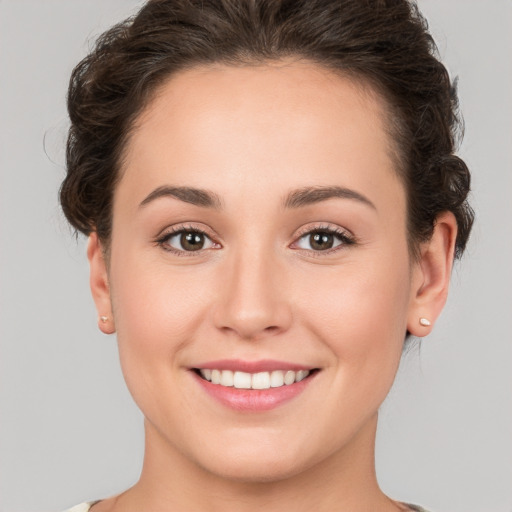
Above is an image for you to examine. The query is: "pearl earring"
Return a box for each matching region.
[100,316,109,323]
[419,317,431,326]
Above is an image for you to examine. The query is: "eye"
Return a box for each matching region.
[294,228,354,252]
[158,229,217,253]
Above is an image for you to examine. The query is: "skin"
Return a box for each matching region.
[88,60,457,512]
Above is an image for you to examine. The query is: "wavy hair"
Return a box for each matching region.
[61,0,473,259]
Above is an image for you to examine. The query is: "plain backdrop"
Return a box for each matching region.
[1,1,511,511]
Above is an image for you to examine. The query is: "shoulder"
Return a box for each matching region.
[406,504,433,512]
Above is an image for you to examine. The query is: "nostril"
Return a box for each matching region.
[217,323,285,341]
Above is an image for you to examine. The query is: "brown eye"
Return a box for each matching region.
[162,230,215,252]
[309,232,334,250]
[180,232,205,251]
[295,228,353,252]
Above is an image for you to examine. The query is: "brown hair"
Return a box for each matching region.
[61,0,473,258]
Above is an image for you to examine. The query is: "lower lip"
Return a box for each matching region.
[192,371,316,412]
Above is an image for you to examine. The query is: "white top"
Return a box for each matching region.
[64,501,431,511]
[64,504,96,512]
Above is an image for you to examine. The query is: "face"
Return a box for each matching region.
[93,60,426,482]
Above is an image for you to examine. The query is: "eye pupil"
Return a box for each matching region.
[310,232,334,250]
[181,232,204,251]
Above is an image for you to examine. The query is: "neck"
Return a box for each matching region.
[107,413,400,512]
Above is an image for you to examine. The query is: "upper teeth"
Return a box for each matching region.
[199,369,310,389]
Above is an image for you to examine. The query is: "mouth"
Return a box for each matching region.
[190,361,320,411]
[193,368,318,390]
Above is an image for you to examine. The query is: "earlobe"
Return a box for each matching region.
[87,233,116,334]
[407,212,458,337]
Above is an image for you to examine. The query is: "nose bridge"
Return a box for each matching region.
[213,240,292,340]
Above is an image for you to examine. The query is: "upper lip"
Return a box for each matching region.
[192,359,316,373]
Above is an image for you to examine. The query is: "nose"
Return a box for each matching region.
[212,248,293,341]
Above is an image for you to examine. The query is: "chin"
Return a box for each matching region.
[200,455,309,484]
[187,434,324,484]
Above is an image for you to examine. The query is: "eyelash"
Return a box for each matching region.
[292,225,356,256]
[155,224,217,256]
[154,223,356,256]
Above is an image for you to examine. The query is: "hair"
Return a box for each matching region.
[61,0,473,259]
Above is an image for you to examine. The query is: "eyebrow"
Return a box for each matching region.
[284,186,376,210]
[139,186,223,209]
[139,184,376,211]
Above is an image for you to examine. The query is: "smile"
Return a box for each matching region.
[191,361,319,411]
[197,369,311,389]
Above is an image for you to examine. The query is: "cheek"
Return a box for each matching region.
[295,253,411,394]
[301,257,409,332]
[107,247,212,398]
[111,242,211,332]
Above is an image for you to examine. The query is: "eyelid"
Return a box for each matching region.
[290,223,356,254]
[293,222,353,239]
[154,223,221,255]
[295,222,356,242]
[153,221,355,256]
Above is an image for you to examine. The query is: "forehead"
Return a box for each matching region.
[119,59,404,213]
[133,59,392,152]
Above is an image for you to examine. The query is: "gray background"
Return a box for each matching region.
[1,1,511,511]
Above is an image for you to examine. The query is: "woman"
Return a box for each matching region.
[59,0,473,510]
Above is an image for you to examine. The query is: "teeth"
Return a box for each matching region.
[296,370,309,382]
[252,372,271,390]
[284,370,295,385]
[220,370,234,387]
[233,371,252,389]
[211,369,221,384]
[270,370,284,387]
[198,369,311,389]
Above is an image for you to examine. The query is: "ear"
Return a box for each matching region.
[87,232,115,334]
[407,212,458,337]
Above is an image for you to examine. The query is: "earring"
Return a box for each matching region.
[100,316,109,323]
[419,317,431,327]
